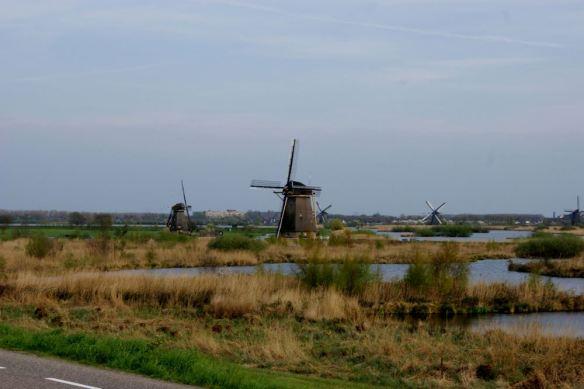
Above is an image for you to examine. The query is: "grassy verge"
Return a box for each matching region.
[0,324,375,389]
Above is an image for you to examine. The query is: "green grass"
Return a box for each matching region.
[0,226,163,240]
[0,324,380,389]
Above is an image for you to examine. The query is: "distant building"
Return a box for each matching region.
[205,210,246,219]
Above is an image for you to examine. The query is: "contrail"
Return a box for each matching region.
[208,0,563,49]
[5,63,166,83]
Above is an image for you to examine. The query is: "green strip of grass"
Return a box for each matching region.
[0,324,387,389]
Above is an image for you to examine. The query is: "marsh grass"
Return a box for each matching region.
[208,234,266,253]
[0,237,516,275]
[509,258,584,278]
[516,233,584,259]
[0,272,582,387]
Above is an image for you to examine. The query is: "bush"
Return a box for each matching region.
[336,258,377,295]
[297,258,335,289]
[404,261,432,294]
[328,230,353,247]
[208,234,266,252]
[328,219,344,231]
[297,256,377,295]
[515,233,584,259]
[416,225,478,238]
[25,234,54,259]
[404,243,469,300]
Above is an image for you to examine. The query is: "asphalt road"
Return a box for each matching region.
[0,349,197,389]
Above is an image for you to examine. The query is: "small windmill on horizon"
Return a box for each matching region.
[564,196,582,226]
[422,201,447,225]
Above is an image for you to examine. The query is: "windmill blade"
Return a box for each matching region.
[421,214,431,222]
[322,204,332,213]
[435,214,443,225]
[276,196,289,238]
[250,179,284,189]
[286,139,299,183]
[578,196,580,210]
[425,201,435,211]
[181,180,192,228]
[434,202,447,212]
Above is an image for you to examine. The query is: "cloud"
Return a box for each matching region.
[2,63,170,84]
[205,0,564,48]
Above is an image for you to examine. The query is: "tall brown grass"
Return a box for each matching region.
[1,272,582,387]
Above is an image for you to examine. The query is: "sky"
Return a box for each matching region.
[1,0,583,216]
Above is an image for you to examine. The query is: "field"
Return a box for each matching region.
[0,226,583,388]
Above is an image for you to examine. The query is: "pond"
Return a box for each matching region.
[120,259,584,295]
[375,229,532,242]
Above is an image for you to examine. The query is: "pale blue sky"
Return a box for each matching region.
[1,1,583,216]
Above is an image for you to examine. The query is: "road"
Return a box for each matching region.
[0,349,196,389]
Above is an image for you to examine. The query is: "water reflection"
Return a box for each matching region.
[399,312,584,338]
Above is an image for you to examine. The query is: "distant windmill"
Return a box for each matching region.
[564,196,582,226]
[166,180,193,233]
[422,201,447,225]
[250,139,321,238]
[316,202,332,225]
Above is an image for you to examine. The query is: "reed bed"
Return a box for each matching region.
[0,237,516,275]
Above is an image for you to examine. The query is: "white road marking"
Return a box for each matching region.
[45,378,101,389]
[0,366,6,369]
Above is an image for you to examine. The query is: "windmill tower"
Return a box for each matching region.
[250,139,321,238]
[166,180,193,233]
[564,196,582,226]
[422,201,447,225]
[316,202,332,225]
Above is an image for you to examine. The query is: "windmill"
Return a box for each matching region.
[316,202,332,225]
[166,180,193,233]
[422,201,447,225]
[250,139,321,238]
[564,196,582,226]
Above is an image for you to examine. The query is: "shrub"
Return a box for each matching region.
[515,233,584,259]
[329,219,344,231]
[87,233,111,256]
[404,243,469,300]
[297,258,335,289]
[297,256,377,295]
[336,257,377,295]
[328,230,353,247]
[404,261,432,294]
[25,234,54,259]
[208,234,266,252]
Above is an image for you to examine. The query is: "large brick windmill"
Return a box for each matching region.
[251,139,321,238]
[166,180,193,233]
